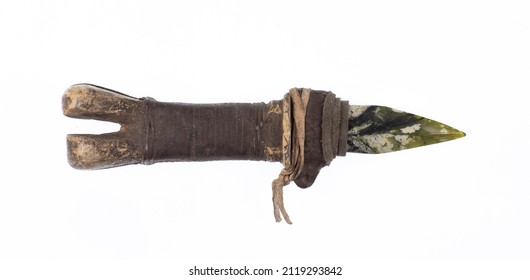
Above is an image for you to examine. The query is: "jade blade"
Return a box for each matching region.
[347,105,465,154]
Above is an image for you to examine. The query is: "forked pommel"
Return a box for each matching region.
[63,84,148,169]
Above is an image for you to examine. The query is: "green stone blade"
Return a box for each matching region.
[347,105,465,154]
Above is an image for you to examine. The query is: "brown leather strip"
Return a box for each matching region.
[294,90,327,189]
[321,92,335,165]
[338,100,350,156]
[331,98,342,159]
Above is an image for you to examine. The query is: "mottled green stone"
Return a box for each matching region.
[347,105,465,154]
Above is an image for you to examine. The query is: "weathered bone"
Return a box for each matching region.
[63,84,146,169]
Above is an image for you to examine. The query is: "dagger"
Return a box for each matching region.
[62,84,465,223]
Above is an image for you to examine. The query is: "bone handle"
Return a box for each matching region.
[63,84,283,169]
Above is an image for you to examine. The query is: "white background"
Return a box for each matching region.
[1,0,529,279]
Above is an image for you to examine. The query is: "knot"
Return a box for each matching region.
[272,88,310,224]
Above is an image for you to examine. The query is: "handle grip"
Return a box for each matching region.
[63,84,283,169]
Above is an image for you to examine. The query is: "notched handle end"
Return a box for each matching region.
[64,84,148,170]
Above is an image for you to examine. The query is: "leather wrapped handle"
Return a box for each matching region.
[145,100,283,163]
[63,84,283,169]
